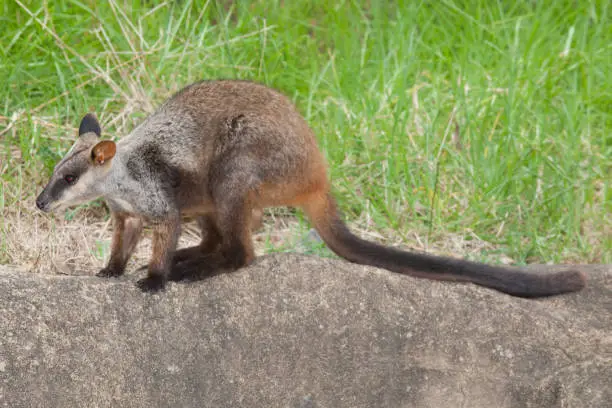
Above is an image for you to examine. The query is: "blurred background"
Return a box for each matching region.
[0,0,610,274]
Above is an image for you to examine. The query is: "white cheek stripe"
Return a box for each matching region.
[56,169,98,206]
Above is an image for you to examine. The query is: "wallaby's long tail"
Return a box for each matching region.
[302,192,586,298]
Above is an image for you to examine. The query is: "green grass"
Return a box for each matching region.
[1,0,610,265]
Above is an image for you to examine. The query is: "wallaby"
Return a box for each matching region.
[36,80,586,296]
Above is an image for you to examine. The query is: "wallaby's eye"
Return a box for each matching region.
[64,175,77,185]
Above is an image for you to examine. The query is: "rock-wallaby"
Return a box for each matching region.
[36,80,586,296]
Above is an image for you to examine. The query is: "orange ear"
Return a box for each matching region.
[91,140,116,165]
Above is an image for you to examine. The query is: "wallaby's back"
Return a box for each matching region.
[137,81,323,177]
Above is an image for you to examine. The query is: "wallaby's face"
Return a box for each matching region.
[36,114,117,213]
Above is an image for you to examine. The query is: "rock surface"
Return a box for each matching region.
[0,255,610,408]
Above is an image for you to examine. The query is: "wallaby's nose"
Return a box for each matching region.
[36,196,47,211]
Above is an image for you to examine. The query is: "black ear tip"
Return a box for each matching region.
[78,113,101,137]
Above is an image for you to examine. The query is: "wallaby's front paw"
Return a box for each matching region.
[136,275,166,293]
[96,267,123,278]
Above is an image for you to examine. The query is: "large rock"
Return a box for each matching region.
[0,255,610,408]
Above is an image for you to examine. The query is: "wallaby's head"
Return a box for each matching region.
[36,114,116,213]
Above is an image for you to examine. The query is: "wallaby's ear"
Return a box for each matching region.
[79,113,101,137]
[91,140,116,165]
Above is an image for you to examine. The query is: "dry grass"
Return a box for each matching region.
[2,194,504,277]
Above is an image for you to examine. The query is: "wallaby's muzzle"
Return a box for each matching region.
[35,187,53,212]
[35,195,48,212]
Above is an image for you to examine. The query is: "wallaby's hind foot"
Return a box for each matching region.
[172,245,209,265]
[136,275,167,293]
[134,245,212,274]
[168,254,224,282]
[135,233,221,274]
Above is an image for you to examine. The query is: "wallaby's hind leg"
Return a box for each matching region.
[97,213,143,278]
[172,209,262,267]
[169,175,256,282]
[215,192,256,270]
[172,215,222,265]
